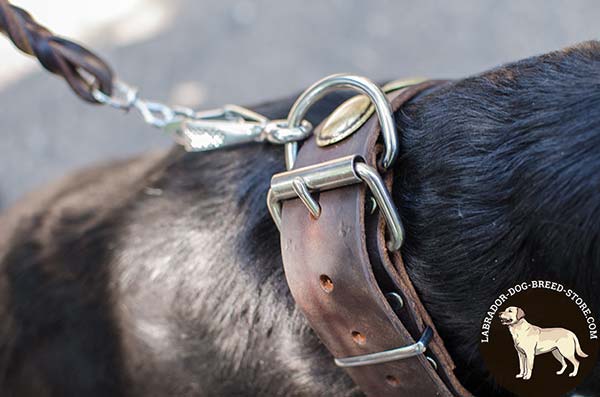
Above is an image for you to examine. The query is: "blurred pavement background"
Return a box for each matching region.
[0,0,599,208]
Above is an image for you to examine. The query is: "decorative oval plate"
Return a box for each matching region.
[316,77,426,147]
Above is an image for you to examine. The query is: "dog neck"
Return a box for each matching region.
[390,41,600,394]
[508,318,530,333]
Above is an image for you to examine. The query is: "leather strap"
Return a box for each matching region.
[279,81,471,396]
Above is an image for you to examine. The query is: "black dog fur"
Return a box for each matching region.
[1,41,600,396]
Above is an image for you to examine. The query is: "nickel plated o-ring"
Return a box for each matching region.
[285,74,398,170]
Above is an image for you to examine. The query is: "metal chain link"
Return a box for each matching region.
[92,81,179,128]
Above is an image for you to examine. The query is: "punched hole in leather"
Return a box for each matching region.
[278,81,471,396]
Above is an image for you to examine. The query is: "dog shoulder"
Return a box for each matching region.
[1,151,169,254]
[0,150,170,396]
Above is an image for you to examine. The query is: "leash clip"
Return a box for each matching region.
[164,105,313,152]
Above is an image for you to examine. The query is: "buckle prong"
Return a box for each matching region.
[291,177,321,219]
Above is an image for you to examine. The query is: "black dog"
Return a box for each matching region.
[1,41,599,397]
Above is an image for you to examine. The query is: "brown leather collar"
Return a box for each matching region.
[272,81,472,396]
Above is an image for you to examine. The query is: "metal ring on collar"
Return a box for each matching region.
[285,74,397,170]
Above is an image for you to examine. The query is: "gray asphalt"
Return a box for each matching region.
[1,0,599,208]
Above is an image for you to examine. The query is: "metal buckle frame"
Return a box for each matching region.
[267,155,404,251]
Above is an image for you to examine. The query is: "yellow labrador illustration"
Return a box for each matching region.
[498,306,588,380]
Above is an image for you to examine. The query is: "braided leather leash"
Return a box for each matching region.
[0,0,112,102]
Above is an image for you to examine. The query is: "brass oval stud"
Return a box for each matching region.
[316,77,427,147]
